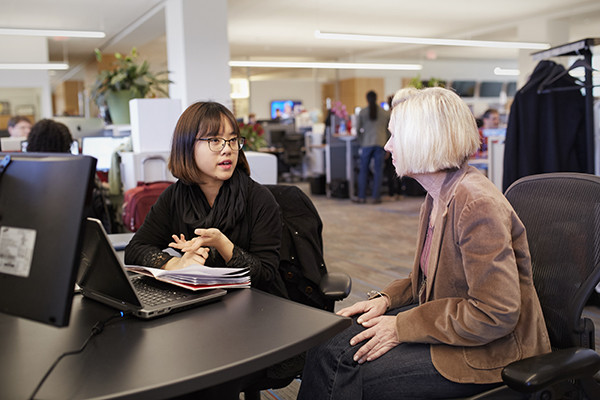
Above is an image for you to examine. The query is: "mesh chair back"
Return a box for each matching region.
[282,133,305,166]
[504,173,600,350]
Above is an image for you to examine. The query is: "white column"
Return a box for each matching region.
[165,0,231,111]
[517,18,570,88]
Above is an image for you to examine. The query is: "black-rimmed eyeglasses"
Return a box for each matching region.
[196,137,245,152]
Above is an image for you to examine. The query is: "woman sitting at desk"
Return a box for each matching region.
[298,87,551,400]
[124,101,286,297]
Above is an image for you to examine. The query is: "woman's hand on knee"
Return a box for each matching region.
[349,316,400,364]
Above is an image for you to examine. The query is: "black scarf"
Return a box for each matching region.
[176,168,249,239]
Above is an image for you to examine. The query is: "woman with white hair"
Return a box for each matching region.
[297,87,551,400]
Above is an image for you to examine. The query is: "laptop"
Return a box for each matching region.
[77,218,226,319]
[0,137,26,152]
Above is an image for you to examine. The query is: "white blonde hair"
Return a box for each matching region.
[389,87,480,177]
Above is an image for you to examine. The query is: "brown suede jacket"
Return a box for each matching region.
[382,163,551,384]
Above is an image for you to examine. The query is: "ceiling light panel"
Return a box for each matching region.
[314,30,550,50]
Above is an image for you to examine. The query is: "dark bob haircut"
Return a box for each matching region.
[168,102,250,185]
[27,119,73,153]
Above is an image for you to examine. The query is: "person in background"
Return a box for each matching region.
[125,101,289,398]
[482,108,500,129]
[298,87,550,400]
[248,112,257,124]
[7,115,32,138]
[26,119,73,152]
[354,90,391,204]
[26,118,113,232]
[477,108,500,158]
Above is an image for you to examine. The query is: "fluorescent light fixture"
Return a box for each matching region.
[0,28,105,38]
[229,60,422,71]
[315,30,550,50]
[0,63,69,70]
[494,67,520,76]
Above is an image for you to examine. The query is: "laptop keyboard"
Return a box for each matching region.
[131,278,190,306]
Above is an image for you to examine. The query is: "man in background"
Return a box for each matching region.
[7,115,32,138]
[482,109,500,129]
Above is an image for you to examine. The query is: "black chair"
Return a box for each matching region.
[280,133,305,182]
[243,184,352,399]
[458,173,600,400]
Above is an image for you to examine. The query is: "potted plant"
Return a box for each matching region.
[91,47,172,125]
[239,121,268,151]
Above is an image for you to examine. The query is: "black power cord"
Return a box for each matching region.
[28,310,132,400]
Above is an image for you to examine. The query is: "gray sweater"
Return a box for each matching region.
[356,106,391,147]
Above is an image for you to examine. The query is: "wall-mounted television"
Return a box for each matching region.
[270,100,302,119]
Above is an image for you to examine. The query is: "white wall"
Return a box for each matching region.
[0,36,52,119]
[249,79,322,121]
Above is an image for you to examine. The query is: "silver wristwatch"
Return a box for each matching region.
[366,290,385,301]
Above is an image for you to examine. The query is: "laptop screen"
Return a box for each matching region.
[78,218,142,307]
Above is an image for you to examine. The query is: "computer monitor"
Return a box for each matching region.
[19,140,79,155]
[0,137,27,152]
[270,100,302,119]
[52,117,105,139]
[82,136,130,171]
[0,152,96,327]
[262,123,296,147]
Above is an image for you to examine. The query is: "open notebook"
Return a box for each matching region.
[77,218,226,319]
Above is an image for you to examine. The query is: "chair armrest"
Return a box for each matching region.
[319,272,352,301]
[501,347,600,393]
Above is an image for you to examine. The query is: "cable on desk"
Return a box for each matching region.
[28,310,132,400]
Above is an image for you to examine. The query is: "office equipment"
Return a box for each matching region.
[0,153,96,327]
[81,136,130,171]
[270,100,301,119]
[457,172,600,399]
[0,136,26,152]
[52,117,104,139]
[78,218,226,319]
[0,288,351,399]
[129,98,182,153]
[262,122,296,147]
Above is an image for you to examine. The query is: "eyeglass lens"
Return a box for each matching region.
[207,137,245,151]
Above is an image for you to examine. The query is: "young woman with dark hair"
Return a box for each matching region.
[27,119,73,153]
[125,101,286,298]
[354,90,391,204]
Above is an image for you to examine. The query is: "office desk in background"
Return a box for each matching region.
[0,288,351,400]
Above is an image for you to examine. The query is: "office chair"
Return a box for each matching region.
[457,172,600,400]
[243,184,352,400]
[281,133,305,182]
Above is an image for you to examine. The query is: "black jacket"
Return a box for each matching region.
[265,185,331,310]
[503,60,588,191]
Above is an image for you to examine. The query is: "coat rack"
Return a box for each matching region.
[531,38,600,174]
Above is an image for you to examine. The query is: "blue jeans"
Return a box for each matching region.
[297,305,500,400]
[358,146,385,200]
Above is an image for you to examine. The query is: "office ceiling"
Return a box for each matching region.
[2,0,600,81]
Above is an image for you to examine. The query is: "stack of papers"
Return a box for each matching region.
[125,265,251,291]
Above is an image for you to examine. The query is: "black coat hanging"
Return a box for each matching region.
[502,60,588,192]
